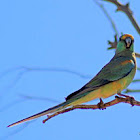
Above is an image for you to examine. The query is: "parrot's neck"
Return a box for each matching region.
[115,50,134,57]
[114,51,136,64]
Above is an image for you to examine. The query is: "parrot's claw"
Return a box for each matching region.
[97,98,106,110]
[117,93,135,106]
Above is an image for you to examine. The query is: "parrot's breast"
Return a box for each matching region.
[68,66,136,106]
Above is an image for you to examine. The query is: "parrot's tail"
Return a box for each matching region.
[7,101,68,127]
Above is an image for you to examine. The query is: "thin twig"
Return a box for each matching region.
[132,79,140,83]
[104,0,140,34]
[94,0,119,36]
[135,53,140,58]
[107,34,118,49]
[19,94,60,103]
[0,66,91,81]
[124,89,140,93]
[42,96,140,123]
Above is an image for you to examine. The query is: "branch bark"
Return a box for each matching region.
[104,0,140,34]
[42,96,140,123]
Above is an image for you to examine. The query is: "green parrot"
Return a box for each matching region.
[8,34,136,127]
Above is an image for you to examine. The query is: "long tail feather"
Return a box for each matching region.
[7,101,67,127]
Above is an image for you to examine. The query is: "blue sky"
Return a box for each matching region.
[0,0,140,140]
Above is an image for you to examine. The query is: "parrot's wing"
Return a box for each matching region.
[66,56,135,100]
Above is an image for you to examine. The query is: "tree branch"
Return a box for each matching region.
[42,96,140,123]
[124,89,140,93]
[94,0,119,36]
[135,53,140,58]
[104,0,140,34]
[107,34,118,49]
[132,79,140,83]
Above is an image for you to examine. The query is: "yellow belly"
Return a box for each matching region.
[68,68,136,106]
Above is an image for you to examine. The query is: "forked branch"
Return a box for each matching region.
[104,0,140,34]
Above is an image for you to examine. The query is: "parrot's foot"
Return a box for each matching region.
[117,93,135,106]
[97,98,106,110]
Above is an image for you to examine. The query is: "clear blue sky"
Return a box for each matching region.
[0,0,140,140]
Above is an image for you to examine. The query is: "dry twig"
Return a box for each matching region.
[124,89,140,93]
[43,96,140,123]
[107,34,118,49]
[104,0,140,34]
[94,0,119,36]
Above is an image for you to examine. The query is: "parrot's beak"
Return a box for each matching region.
[125,37,132,48]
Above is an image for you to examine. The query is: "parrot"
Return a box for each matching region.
[8,34,136,127]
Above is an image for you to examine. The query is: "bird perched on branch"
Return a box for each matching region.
[8,34,136,127]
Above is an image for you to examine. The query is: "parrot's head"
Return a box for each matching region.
[116,34,134,54]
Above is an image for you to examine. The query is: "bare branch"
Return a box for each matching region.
[94,0,119,36]
[0,66,91,81]
[42,96,140,123]
[135,53,140,58]
[124,89,140,93]
[104,0,140,34]
[0,98,25,112]
[19,66,92,78]
[107,34,118,49]
[0,94,60,112]
[19,94,60,103]
[132,79,140,83]
[0,67,91,95]
[0,123,30,140]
